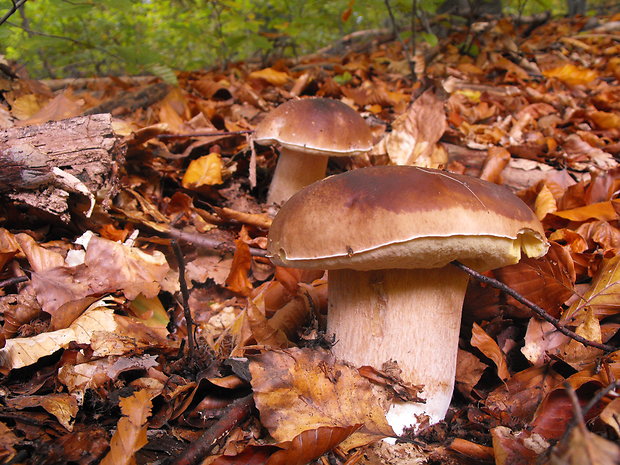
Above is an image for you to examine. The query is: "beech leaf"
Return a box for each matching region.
[471,323,510,381]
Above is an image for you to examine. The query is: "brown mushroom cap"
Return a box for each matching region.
[268,166,548,271]
[254,97,373,157]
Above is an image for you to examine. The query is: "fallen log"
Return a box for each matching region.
[0,113,125,221]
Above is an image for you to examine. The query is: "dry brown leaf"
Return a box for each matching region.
[559,308,604,369]
[455,349,488,397]
[521,319,570,366]
[600,397,620,437]
[246,303,292,349]
[486,365,564,422]
[100,389,152,465]
[553,199,619,222]
[185,255,232,286]
[479,147,510,184]
[5,393,78,431]
[382,89,447,167]
[535,184,558,220]
[266,425,361,465]
[589,111,620,130]
[0,421,18,461]
[249,348,394,451]
[543,64,598,86]
[494,242,575,319]
[549,424,620,465]
[19,92,83,126]
[449,438,494,461]
[84,235,170,300]
[248,68,290,86]
[0,228,19,271]
[492,426,549,465]
[225,229,253,296]
[15,233,65,272]
[471,323,510,381]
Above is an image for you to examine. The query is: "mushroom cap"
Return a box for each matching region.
[268,166,548,271]
[254,97,373,157]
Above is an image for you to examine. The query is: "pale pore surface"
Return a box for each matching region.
[327,266,469,435]
[267,147,328,205]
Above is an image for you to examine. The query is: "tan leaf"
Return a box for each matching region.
[589,111,620,130]
[0,421,18,461]
[521,319,569,366]
[549,425,620,465]
[15,233,65,272]
[84,236,170,300]
[6,393,78,431]
[492,426,549,465]
[0,300,118,371]
[10,94,42,120]
[383,89,447,167]
[246,303,292,349]
[471,323,510,381]
[249,348,394,451]
[600,397,620,437]
[553,200,619,222]
[182,152,223,188]
[559,308,604,369]
[455,349,487,397]
[479,147,510,184]
[19,92,83,126]
[100,389,152,465]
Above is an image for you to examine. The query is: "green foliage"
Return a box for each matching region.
[0,0,613,79]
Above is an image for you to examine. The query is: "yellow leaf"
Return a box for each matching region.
[543,64,597,86]
[553,200,618,222]
[248,67,290,86]
[534,184,557,220]
[182,152,223,188]
[10,94,41,120]
[589,111,620,130]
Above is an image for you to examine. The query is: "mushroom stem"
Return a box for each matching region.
[267,148,328,205]
[327,266,469,435]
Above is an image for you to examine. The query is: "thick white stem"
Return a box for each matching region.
[327,266,469,435]
[267,148,328,205]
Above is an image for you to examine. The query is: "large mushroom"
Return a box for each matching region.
[267,165,548,435]
[254,97,373,205]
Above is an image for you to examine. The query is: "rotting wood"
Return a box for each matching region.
[0,113,125,221]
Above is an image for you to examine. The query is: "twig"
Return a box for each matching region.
[384,0,416,78]
[451,261,616,353]
[0,0,28,27]
[168,228,269,258]
[170,394,254,465]
[581,380,619,418]
[158,129,253,140]
[0,276,28,288]
[172,239,195,360]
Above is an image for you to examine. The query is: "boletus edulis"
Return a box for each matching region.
[267,165,548,435]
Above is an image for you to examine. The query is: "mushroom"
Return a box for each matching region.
[267,165,548,435]
[254,97,373,205]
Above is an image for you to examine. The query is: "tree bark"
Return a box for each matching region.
[0,113,125,221]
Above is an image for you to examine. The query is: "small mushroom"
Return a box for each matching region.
[254,97,373,205]
[267,165,548,434]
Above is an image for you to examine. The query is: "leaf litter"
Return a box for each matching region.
[1,11,620,465]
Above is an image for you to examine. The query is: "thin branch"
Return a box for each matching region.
[0,0,28,27]
[168,228,269,258]
[172,239,195,360]
[0,276,28,288]
[451,261,616,353]
[158,129,253,140]
[171,394,254,465]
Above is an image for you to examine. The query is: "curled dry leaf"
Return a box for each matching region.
[548,424,620,465]
[225,229,253,296]
[455,349,488,398]
[600,397,620,437]
[479,146,510,184]
[486,365,564,422]
[0,228,19,271]
[266,425,361,465]
[249,348,394,451]
[382,89,447,168]
[248,68,290,86]
[15,233,65,272]
[182,152,223,188]
[471,323,510,381]
[494,242,575,319]
[553,199,620,222]
[521,319,570,367]
[6,393,78,431]
[100,389,153,465]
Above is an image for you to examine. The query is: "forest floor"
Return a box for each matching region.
[1,11,620,465]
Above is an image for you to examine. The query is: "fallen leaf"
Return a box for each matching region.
[543,64,598,86]
[0,228,19,271]
[249,68,290,86]
[471,323,510,381]
[266,425,361,465]
[182,152,223,188]
[6,393,78,431]
[455,349,488,397]
[0,422,18,461]
[549,424,620,465]
[382,89,447,167]
[492,426,549,465]
[225,228,253,296]
[249,348,394,451]
[100,389,152,465]
[600,397,620,437]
